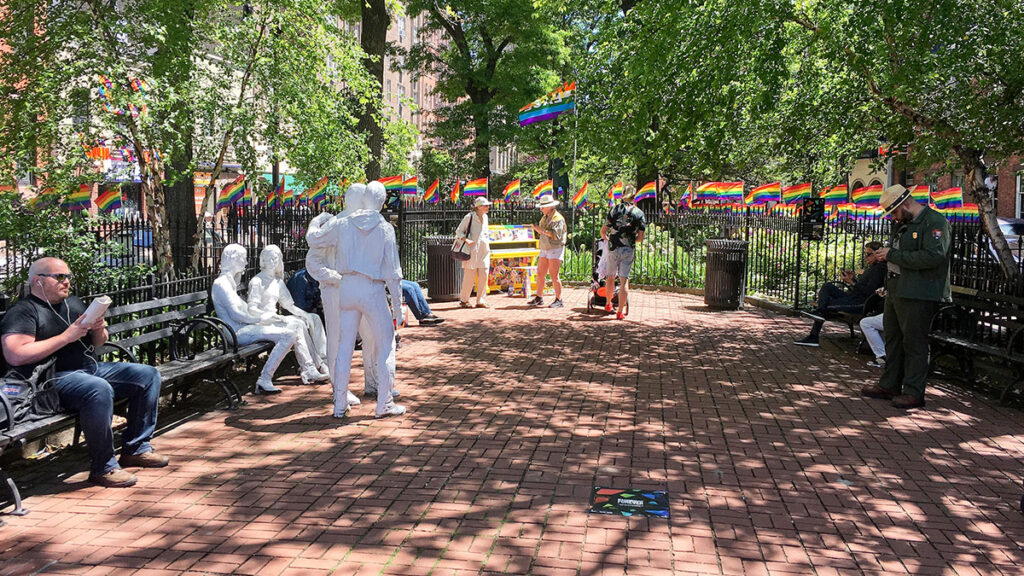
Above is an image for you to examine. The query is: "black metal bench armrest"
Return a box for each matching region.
[96,342,138,364]
[171,317,237,360]
[1007,326,1024,356]
[929,303,960,332]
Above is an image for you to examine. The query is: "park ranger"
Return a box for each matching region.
[861,184,951,410]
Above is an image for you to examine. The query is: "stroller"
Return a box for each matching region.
[587,238,625,314]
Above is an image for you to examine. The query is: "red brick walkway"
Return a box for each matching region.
[2,288,1023,575]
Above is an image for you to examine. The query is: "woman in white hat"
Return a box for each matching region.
[456,197,492,308]
[529,194,567,308]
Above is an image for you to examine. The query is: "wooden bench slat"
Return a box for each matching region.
[106,305,207,335]
[106,291,208,317]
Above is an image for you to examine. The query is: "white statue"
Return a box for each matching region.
[305,182,405,418]
[248,244,330,381]
[212,244,321,394]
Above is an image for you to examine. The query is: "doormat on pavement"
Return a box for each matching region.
[588,487,669,518]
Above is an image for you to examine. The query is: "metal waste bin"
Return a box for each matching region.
[426,235,463,301]
[704,239,748,309]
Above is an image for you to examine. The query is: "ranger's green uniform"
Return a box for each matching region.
[878,205,951,398]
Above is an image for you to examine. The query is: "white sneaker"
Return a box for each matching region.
[317,363,330,377]
[255,377,282,394]
[347,390,361,406]
[375,402,407,418]
[301,368,330,385]
[332,406,350,419]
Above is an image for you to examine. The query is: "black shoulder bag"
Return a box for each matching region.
[0,358,61,433]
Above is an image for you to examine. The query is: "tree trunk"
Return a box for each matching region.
[166,136,195,273]
[960,149,1021,283]
[358,0,388,181]
[140,159,175,281]
[471,102,491,181]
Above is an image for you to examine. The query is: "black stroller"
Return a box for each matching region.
[587,239,623,313]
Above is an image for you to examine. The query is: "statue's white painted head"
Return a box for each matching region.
[366,181,386,212]
[344,183,367,214]
[220,243,247,276]
[259,244,284,278]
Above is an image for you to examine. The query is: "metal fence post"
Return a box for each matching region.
[793,236,802,311]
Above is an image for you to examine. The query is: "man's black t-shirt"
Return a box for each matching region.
[606,203,646,250]
[0,295,96,378]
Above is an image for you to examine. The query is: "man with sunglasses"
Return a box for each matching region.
[1,257,167,487]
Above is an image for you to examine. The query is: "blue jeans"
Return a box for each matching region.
[402,280,432,320]
[55,362,161,475]
[813,282,865,317]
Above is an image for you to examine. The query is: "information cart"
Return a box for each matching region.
[487,224,539,296]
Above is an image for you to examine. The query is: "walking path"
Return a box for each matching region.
[1,288,1022,575]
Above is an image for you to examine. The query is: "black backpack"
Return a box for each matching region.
[0,358,61,432]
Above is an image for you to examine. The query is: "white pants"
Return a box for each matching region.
[295,313,328,367]
[236,323,314,381]
[323,275,395,416]
[460,267,489,304]
[860,313,885,359]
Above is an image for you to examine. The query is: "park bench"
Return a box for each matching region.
[929,285,1024,403]
[0,290,274,525]
[832,291,885,339]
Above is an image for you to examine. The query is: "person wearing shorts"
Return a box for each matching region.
[529,194,567,308]
[600,185,646,319]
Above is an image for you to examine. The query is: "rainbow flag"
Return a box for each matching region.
[607,182,623,202]
[717,181,743,203]
[534,179,554,198]
[931,187,962,209]
[306,176,329,206]
[851,184,883,206]
[745,182,780,205]
[269,180,284,210]
[502,179,520,201]
[694,182,718,203]
[216,175,244,211]
[402,177,419,196]
[820,184,847,205]
[464,177,488,197]
[782,182,812,203]
[282,188,294,208]
[573,182,588,208]
[96,188,122,213]
[378,175,403,194]
[450,180,460,203]
[942,203,979,222]
[909,184,930,203]
[240,184,253,208]
[636,181,657,202]
[518,82,576,126]
[679,182,694,209]
[63,184,92,211]
[423,179,439,204]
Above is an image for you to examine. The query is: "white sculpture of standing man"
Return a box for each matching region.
[305,182,405,418]
[212,244,320,393]
[248,244,330,382]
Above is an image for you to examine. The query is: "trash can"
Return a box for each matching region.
[425,235,463,301]
[704,239,748,309]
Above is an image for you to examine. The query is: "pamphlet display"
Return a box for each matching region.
[487,225,540,295]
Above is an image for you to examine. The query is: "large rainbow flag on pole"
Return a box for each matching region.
[423,179,440,204]
[573,182,588,208]
[745,182,780,205]
[820,184,848,205]
[533,179,553,198]
[518,82,576,126]
[379,175,403,195]
[449,180,460,203]
[694,182,718,203]
[851,184,883,206]
[216,174,245,211]
[96,188,122,213]
[635,181,657,202]
[717,181,743,203]
[502,179,520,201]
[781,182,812,203]
[931,187,963,209]
[402,177,418,196]
[909,184,930,203]
[464,177,488,197]
[63,184,92,211]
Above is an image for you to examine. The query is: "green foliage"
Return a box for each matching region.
[381,119,420,177]
[416,146,457,188]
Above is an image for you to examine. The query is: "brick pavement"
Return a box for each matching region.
[1,287,1022,575]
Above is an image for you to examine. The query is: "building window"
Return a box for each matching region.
[1016,172,1023,218]
[952,172,965,189]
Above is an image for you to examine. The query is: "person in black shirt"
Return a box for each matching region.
[0,258,167,488]
[600,185,646,320]
[793,242,887,347]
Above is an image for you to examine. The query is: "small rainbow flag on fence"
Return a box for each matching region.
[909,184,930,203]
[502,179,520,201]
[717,181,743,202]
[635,181,657,202]
[282,188,294,208]
[63,184,92,211]
[307,176,329,206]
[450,180,460,203]
[573,182,588,208]
[378,175,403,195]
[464,177,488,197]
[216,175,245,211]
[679,182,695,209]
[96,188,122,213]
[534,179,554,199]
[820,184,847,205]
[694,182,718,203]
[423,179,439,204]
[402,177,419,196]
[782,182,812,203]
[607,182,623,203]
[851,184,883,206]
[931,186,962,209]
[240,184,253,208]
[745,183,780,205]
[942,203,979,222]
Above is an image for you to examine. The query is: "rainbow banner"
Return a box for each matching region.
[942,203,979,222]
[379,175,403,195]
[851,184,883,206]
[423,179,440,204]
[308,176,329,205]
[573,182,588,208]
[240,184,253,208]
[717,181,743,203]
[502,179,520,201]
[820,184,847,205]
[96,188,122,213]
[636,181,657,202]
[63,184,92,211]
[679,182,695,209]
[533,179,554,198]
[782,182,812,203]
[694,182,718,203]
[402,177,419,196]
[450,180,460,203]
[745,182,780,205]
[518,82,576,126]
[464,177,488,197]
[216,175,245,211]
[909,184,930,203]
[282,188,294,208]
[932,186,962,209]
[607,182,623,203]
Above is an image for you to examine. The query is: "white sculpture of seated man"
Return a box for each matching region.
[248,244,330,380]
[211,243,323,394]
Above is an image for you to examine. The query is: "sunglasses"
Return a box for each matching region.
[37,273,73,283]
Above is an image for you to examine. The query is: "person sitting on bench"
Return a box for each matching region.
[794,241,886,347]
[0,257,168,488]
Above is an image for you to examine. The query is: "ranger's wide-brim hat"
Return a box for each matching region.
[880,184,912,215]
[536,194,560,209]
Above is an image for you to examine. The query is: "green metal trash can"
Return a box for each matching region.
[425,235,463,301]
[704,239,748,309]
